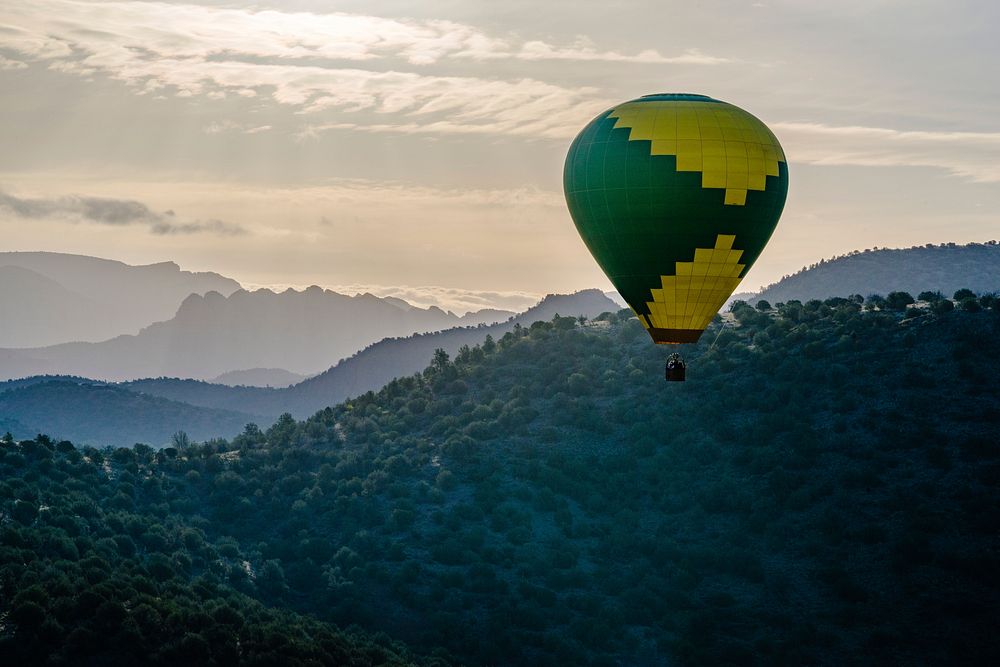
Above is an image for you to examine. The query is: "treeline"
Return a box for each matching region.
[2,297,999,665]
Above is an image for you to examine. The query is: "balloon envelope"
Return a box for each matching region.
[564,93,788,343]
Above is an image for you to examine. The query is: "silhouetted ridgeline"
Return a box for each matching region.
[753,241,1000,304]
[0,251,240,347]
[2,298,998,665]
[0,290,617,445]
[0,286,514,382]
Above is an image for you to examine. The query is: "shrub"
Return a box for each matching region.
[931,299,954,315]
[959,297,981,312]
[885,291,915,311]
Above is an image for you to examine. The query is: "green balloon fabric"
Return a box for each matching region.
[564,93,788,343]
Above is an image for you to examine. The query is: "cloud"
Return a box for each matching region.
[251,283,545,315]
[0,1,730,139]
[204,120,272,135]
[0,55,27,70]
[772,122,1000,183]
[513,43,730,65]
[0,189,246,235]
[284,181,565,209]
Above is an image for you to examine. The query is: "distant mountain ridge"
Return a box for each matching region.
[0,251,241,347]
[0,290,619,443]
[0,286,514,382]
[751,241,1000,304]
[211,368,310,388]
[123,289,618,419]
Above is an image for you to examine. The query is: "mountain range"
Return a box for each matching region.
[0,285,513,382]
[0,252,240,347]
[0,289,618,445]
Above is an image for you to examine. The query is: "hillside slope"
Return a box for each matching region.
[753,241,1000,303]
[0,380,267,446]
[3,299,997,665]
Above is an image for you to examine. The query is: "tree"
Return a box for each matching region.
[885,292,915,311]
[12,499,38,525]
[959,297,981,312]
[918,291,943,302]
[756,299,772,311]
[258,559,288,598]
[932,299,954,315]
[865,294,886,311]
[953,288,976,301]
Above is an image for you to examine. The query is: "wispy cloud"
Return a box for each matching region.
[0,189,246,235]
[512,43,730,65]
[0,54,27,70]
[204,120,272,135]
[773,122,1000,183]
[0,1,731,139]
[244,282,544,315]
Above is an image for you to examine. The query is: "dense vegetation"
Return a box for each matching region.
[3,295,999,665]
[0,440,452,666]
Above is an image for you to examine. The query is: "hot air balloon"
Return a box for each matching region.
[563,93,788,380]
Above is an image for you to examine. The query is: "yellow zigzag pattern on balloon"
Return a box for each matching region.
[609,101,784,206]
[640,234,745,331]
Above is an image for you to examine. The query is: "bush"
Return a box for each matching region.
[885,291,915,311]
[959,297,981,312]
[932,299,954,315]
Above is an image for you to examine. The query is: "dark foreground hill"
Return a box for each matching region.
[2,297,998,665]
[754,241,1000,304]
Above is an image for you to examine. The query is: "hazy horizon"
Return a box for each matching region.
[2,1,999,299]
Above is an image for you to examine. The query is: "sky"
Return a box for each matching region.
[1,0,998,312]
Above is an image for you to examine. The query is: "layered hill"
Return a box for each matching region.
[210,368,310,388]
[0,290,618,443]
[753,241,1000,304]
[0,286,514,382]
[2,299,998,665]
[122,289,618,419]
[0,251,241,347]
[0,380,267,446]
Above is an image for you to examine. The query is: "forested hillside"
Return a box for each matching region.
[754,241,1000,304]
[2,296,998,665]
